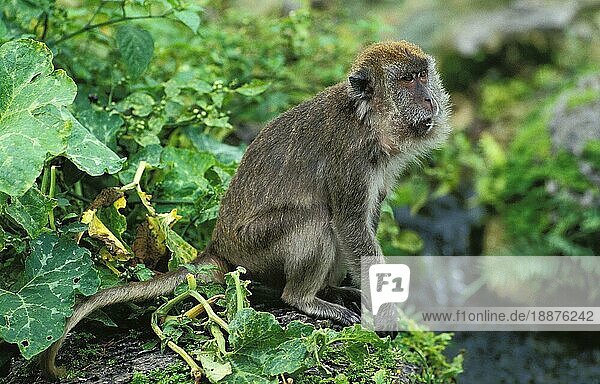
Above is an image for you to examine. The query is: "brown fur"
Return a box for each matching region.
[40,40,450,379]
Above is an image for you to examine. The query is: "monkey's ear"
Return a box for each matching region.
[348,69,371,99]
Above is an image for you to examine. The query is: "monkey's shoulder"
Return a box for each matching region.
[260,83,354,135]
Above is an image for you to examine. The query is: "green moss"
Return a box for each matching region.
[294,330,462,384]
[129,362,193,384]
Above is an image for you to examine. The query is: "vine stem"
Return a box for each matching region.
[40,163,50,194]
[151,288,203,379]
[119,160,157,215]
[47,12,173,46]
[188,290,230,333]
[48,166,57,231]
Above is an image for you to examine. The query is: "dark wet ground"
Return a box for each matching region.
[445,332,600,384]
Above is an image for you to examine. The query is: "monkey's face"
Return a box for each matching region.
[384,60,437,137]
[348,41,450,149]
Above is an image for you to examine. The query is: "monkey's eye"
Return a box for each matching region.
[400,74,414,82]
[418,71,428,81]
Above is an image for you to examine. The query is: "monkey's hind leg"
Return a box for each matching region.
[280,224,361,326]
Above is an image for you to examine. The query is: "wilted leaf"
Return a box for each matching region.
[132,220,166,268]
[154,209,198,270]
[116,25,154,78]
[5,187,56,238]
[224,267,251,322]
[81,195,132,260]
[0,234,100,358]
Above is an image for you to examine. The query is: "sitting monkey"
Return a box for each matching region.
[41,40,450,379]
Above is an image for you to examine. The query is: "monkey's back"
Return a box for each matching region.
[208,83,360,280]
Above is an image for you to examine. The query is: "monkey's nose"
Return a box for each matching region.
[423,97,433,113]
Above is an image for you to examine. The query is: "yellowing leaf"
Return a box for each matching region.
[81,208,131,260]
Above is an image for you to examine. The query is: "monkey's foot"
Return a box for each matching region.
[318,286,363,313]
[282,293,361,326]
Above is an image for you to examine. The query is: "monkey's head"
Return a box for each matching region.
[348,41,450,154]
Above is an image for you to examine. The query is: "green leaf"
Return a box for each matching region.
[0,39,75,196]
[235,80,271,97]
[132,264,155,281]
[263,338,308,376]
[0,234,100,359]
[228,309,285,352]
[198,353,232,383]
[373,369,387,384]
[221,366,276,384]
[77,108,124,151]
[226,308,311,379]
[203,116,231,128]
[187,131,238,161]
[118,92,155,117]
[156,147,216,201]
[174,10,200,33]
[284,321,315,338]
[116,24,154,78]
[5,187,56,238]
[64,111,125,176]
[86,309,118,328]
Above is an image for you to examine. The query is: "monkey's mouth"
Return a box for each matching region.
[411,117,434,136]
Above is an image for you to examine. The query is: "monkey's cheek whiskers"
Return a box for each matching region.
[431,94,440,117]
[425,119,434,133]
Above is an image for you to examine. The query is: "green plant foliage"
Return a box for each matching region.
[0,2,463,382]
[0,233,99,359]
[0,39,100,195]
[0,38,123,196]
[482,78,599,255]
[226,309,312,381]
[5,187,56,238]
[116,24,155,79]
[152,271,460,384]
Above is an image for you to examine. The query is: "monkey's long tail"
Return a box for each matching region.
[39,250,228,380]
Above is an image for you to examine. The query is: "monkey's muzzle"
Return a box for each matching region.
[411,117,434,135]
